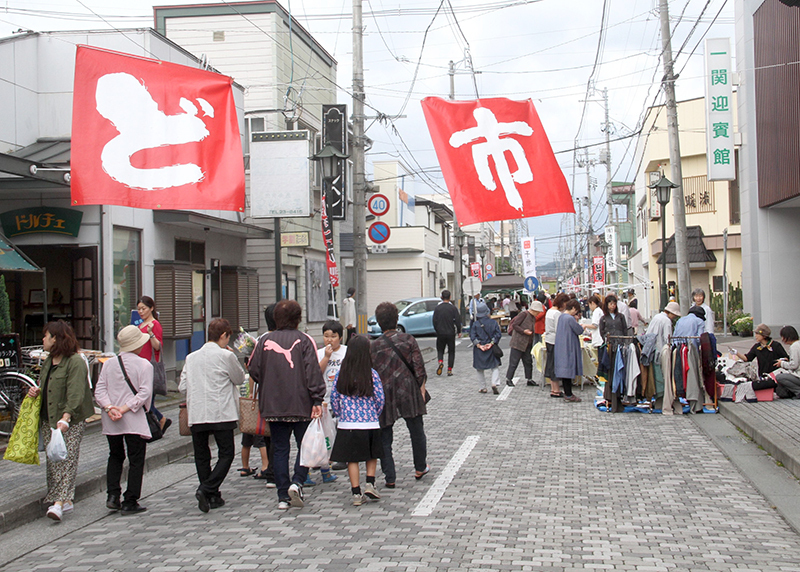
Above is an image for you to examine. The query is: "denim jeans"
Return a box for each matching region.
[191,426,235,498]
[380,415,427,484]
[269,420,311,501]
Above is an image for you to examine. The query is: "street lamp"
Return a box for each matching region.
[312,144,350,180]
[649,175,678,311]
[478,243,486,279]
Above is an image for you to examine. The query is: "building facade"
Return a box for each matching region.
[155,1,341,333]
[0,29,262,380]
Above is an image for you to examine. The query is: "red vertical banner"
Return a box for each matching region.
[470,262,482,281]
[592,256,605,289]
[321,185,339,287]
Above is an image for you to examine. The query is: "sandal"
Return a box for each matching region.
[478,388,488,393]
[239,468,256,477]
[550,392,564,398]
[415,465,431,480]
[253,470,270,480]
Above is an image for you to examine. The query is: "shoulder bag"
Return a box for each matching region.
[479,320,504,359]
[118,356,163,443]
[239,380,270,436]
[384,334,431,403]
[150,350,167,396]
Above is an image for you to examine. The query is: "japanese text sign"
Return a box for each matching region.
[521,236,536,278]
[1,207,83,238]
[704,38,735,181]
[421,97,574,226]
[71,45,245,211]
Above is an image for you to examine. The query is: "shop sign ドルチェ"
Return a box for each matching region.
[1,207,83,238]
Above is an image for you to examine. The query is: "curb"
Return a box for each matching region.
[0,437,194,535]
[718,402,800,482]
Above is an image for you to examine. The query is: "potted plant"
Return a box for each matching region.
[732,314,753,337]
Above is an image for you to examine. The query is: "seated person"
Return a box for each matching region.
[774,326,800,399]
[731,323,788,377]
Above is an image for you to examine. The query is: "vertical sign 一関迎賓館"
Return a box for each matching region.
[704,38,735,181]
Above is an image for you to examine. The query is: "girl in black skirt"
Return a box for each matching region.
[329,336,385,506]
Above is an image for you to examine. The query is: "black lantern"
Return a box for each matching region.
[312,144,349,180]
[649,175,678,311]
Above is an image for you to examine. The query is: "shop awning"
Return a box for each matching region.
[481,274,524,291]
[153,210,273,239]
[0,233,41,272]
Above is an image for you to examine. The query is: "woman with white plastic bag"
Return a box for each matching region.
[27,321,94,522]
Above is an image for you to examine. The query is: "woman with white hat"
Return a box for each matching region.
[94,325,154,515]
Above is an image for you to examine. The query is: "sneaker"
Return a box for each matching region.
[492,386,500,395]
[352,493,366,506]
[436,362,443,376]
[506,379,515,387]
[303,475,317,487]
[321,471,338,483]
[364,482,381,500]
[288,483,304,507]
[46,504,63,521]
[564,395,582,403]
[447,369,453,376]
[62,501,73,513]
[278,500,291,510]
[265,481,277,489]
[526,380,538,386]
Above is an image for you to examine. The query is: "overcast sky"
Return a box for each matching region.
[0,0,735,265]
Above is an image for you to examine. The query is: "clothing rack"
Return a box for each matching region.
[668,335,717,411]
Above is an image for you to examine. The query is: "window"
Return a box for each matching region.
[154,261,193,339]
[113,227,141,339]
[405,302,426,316]
[712,275,724,292]
[210,259,221,318]
[425,300,441,312]
[175,239,205,265]
[221,267,260,331]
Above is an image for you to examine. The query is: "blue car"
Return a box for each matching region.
[367,297,442,338]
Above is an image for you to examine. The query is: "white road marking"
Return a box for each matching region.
[411,435,480,517]
[496,377,518,401]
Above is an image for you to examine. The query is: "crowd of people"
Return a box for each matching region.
[22,284,800,521]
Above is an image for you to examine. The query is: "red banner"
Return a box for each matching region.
[470,261,482,281]
[592,256,605,288]
[321,185,339,288]
[71,45,244,211]
[421,97,573,226]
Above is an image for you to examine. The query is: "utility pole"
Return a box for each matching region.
[448,59,466,324]
[602,87,617,287]
[658,0,691,314]
[352,0,368,328]
[585,150,594,288]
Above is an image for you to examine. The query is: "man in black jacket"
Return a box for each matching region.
[433,290,462,376]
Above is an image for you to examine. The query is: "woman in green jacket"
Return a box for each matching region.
[27,320,94,522]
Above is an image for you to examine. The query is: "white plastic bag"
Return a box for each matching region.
[46,428,68,462]
[320,406,337,457]
[299,418,328,468]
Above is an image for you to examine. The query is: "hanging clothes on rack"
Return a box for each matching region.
[625,343,641,399]
[669,336,704,413]
[661,343,680,415]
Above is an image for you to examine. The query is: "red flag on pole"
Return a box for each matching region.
[421,97,573,226]
[71,45,244,211]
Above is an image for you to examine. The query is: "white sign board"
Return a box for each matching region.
[462,276,482,297]
[604,226,617,271]
[371,244,388,254]
[520,236,536,278]
[704,38,735,181]
[250,131,312,218]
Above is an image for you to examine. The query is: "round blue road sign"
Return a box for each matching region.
[524,275,539,293]
[368,221,391,244]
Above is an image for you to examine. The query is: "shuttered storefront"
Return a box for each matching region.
[366,269,422,316]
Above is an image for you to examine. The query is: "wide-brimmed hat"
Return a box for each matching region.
[664,302,681,316]
[529,301,545,313]
[476,301,490,318]
[755,323,771,337]
[118,325,151,353]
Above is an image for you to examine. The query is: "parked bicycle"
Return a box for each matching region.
[0,369,38,437]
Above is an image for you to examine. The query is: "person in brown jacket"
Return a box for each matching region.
[248,300,326,511]
[504,301,545,387]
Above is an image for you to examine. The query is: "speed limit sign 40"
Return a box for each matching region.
[368,194,390,217]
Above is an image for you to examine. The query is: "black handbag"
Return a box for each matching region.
[384,334,431,403]
[479,320,504,358]
[118,356,163,443]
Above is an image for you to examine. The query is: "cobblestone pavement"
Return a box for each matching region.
[3,341,800,571]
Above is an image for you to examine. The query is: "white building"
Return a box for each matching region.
[0,29,263,379]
